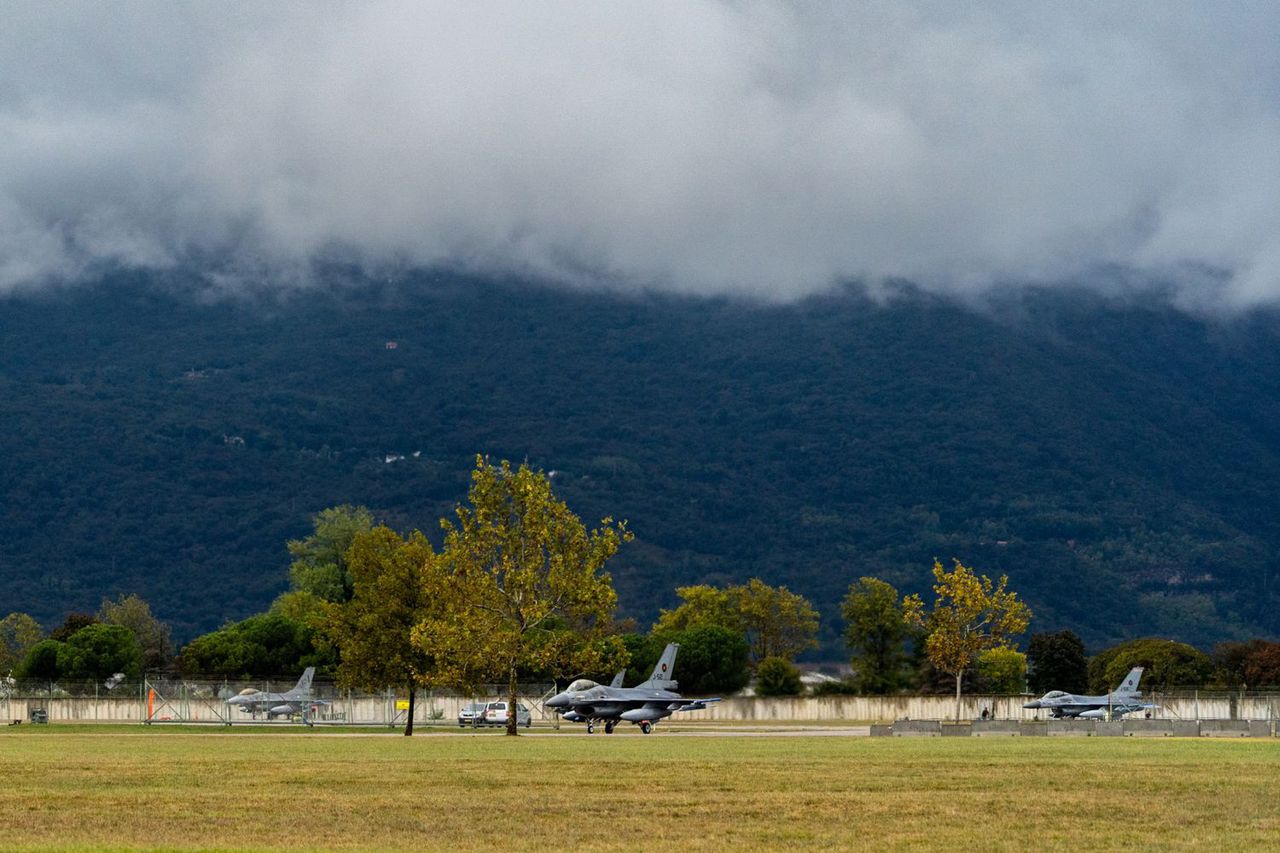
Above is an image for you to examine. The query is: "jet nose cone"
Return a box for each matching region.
[546,694,567,708]
[1022,701,1040,709]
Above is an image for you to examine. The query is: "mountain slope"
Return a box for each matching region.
[2,274,1278,652]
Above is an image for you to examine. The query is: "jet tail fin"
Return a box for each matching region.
[291,667,316,696]
[639,643,679,690]
[1115,666,1143,696]
[609,669,626,688]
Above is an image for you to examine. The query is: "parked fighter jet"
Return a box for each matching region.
[545,643,719,734]
[1022,666,1156,719]
[227,667,322,720]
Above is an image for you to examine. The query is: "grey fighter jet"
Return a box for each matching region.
[1022,666,1156,719]
[227,667,323,720]
[545,643,720,734]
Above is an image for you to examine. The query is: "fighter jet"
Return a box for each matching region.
[545,643,720,734]
[1022,666,1157,719]
[227,667,322,720]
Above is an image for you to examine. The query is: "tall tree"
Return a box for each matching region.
[1027,630,1087,694]
[56,624,144,681]
[841,577,911,694]
[98,595,174,672]
[324,526,441,736]
[974,647,1028,694]
[1087,637,1213,692]
[731,579,820,664]
[652,624,752,694]
[287,505,375,603]
[652,586,738,635]
[49,613,99,642]
[0,612,43,675]
[414,457,630,735]
[904,559,1032,721]
[653,580,819,666]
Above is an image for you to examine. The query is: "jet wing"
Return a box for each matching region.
[674,698,721,712]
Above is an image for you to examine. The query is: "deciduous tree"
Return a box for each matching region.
[413,458,630,735]
[904,559,1032,721]
[288,505,375,603]
[732,579,820,664]
[653,579,819,666]
[324,526,442,735]
[0,612,43,675]
[97,595,174,672]
[653,586,737,635]
[1027,630,1087,694]
[841,577,911,693]
[55,624,143,682]
[974,647,1027,694]
[1087,637,1212,692]
[755,656,803,696]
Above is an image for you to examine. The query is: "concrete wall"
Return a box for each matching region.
[5,691,1280,726]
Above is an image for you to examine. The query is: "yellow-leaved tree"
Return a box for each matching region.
[904,560,1032,722]
[413,457,630,735]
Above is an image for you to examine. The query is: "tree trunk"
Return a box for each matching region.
[507,662,519,736]
[404,683,415,736]
[954,671,963,723]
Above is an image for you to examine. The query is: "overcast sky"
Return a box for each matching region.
[3,2,1279,306]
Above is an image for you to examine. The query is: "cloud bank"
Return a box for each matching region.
[3,2,1280,305]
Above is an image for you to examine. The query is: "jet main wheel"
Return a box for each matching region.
[640,721,652,734]
[586,722,595,734]
[604,722,614,734]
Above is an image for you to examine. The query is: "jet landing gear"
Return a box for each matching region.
[586,722,594,734]
[604,721,615,734]
[639,721,652,734]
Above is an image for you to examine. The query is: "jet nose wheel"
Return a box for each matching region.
[586,722,595,734]
[640,721,652,734]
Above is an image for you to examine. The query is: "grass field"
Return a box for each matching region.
[2,726,1277,851]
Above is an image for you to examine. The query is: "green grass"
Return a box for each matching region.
[1,727,1277,851]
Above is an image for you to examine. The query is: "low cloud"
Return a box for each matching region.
[2,2,1279,306]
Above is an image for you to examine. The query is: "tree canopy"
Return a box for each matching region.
[904,559,1032,720]
[324,526,441,735]
[1027,630,1088,694]
[178,612,334,679]
[841,577,912,694]
[287,505,375,604]
[97,595,173,672]
[0,612,43,675]
[413,458,630,734]
[1087,637,1213,692]
[653,579,819,665]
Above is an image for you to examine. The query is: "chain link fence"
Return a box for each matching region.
[0,676,556,726]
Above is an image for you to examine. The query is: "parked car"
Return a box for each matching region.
[482,701,531,728]
[458,702,487,728]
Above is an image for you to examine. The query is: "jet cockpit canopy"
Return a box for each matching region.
[565,679,598,694]
[1039,690,1070,700]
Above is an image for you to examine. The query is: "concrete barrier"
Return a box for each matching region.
[892,720,942,737]
[1095,721,1123,737]
[870,724,893,737]
[972,720,1020,736]
[1248,720,1272,738]
[1123,719,1174,737]
[1048,720,1095,736]
[1170,721,1201,737]
[1019,722,1048,736]
[1200,720,1250,737]
[940,722,972,737]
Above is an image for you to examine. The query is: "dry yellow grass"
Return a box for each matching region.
[1,726,1277,851]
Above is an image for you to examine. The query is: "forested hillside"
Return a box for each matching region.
[3,273,1279,654]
